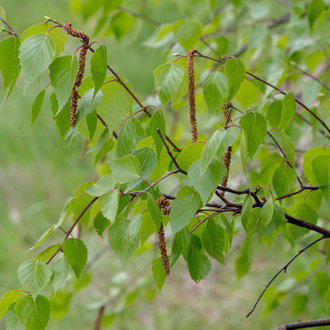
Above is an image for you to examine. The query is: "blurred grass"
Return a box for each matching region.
[0,1,329,330]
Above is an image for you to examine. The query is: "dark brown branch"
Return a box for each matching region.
[165,135,182,152]
[278,318,330,329]
[46,197,99,264]
[94,305,105,330]
[276,186,319,200]
[156,128,187,174]
[267,130,292,167]
[247,236,327,318]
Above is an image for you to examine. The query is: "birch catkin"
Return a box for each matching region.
[187,49,197,142]
[63,22,89,126]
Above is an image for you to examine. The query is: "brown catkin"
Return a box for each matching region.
[187,49,197,142]
[223,102,232,125]
[158,222,170,275]
[220,146,232,196]
[156,196,171,215]
[64,22,89,126]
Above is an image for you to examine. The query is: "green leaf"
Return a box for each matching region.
[240,112,267,158]
[19,34,56,90]
[271,130,295,166]
[200,128,236,172]
[272,163,297,197]
[202,219,225,264]
[152,257,166,290]
[90,45,107,98]
[171,227,191,266]
[150,110,166,157]
[260,198,274,228]
[99,190,118,221]
[174,18,202,51]
[272,205,286,228]
[241,195,253,232]
[76,88,102,124]
[108,215,141,266]
[16,295,50,330]
[224,58,245,101]
[133,147,157,178]
[311,155,330,204]
[153,63,184,104]
[187,245,211,282]
[86,174,116,196]
[36,244,61,262]
[0,5,6,29]
[235,233,258,278]
[93,212,111,237]
[98,78,133,130]
[170,186,202,234]
[50,93,71,140]
[279,92,296,129]
[50,290,72,320]
[31,89,46,126]
[49,55,78,111]
[303,147,330,185]
[116,120,136,157]
[21,23,67,55]
[176,142,204,172]
[203,71,228,114]
[4,303,19,330]
[62,238,88,279]
[17,260,52,298]
[188,159,226,204]
[147,194,162,229]
[50,258,69,295]
[0,37,20,92]
[110,11,135,40]
[110,155,140,184]
[307,0,325,28]
[0,290,24,319]
[314,272,329,298]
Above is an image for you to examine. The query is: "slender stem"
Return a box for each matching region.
[276,186,319,200]
[0,17,18,37]
[267,130,292,167]
[157,128,187,174]
[46,197,99,264]
[94,305,105,330]
[246,236,327,318]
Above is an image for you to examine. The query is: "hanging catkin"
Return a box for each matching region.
[63,22,89,126]
[221,103,233,196]
[187,49,197,142]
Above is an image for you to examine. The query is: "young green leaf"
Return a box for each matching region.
[152,257,167,290]
[62,238,88,279]
[0,37,20,92]
[224,57,245,101]
[153,63,184,104]
[311,155,330,204]
[279,92,296,129]
[16,295,50,330]
[133,147,157,178]
[50,93,71,140]
[0,290,24,319]
[307,0,325,28]
[50,258,69,295]
[49,55,78,111]
[174,18,202,51]
[202,219,225,264]
[19,34,56,90]
[31,89,46,126]
[75,88,102,124]
[93,212,111,237]
[187,245,211,282]
[90,45,107,98]
[170,186,202,234]
[240,112,267,158]
[108,215,141,266]
[260,198,274,228]
[17,260,52,298]
[150,110,166,157]
[147,193,162,229]
[99,190,119,221]
[171,227,191,266]
[110,155,140,184]
[272,163,296,197]
[203,71,228,114]
[116,120,137,157]
[241,195,253,232]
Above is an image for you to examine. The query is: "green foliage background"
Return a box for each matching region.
[0,0,329,329]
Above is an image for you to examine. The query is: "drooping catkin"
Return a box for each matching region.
[221,103,233,196]
[187,49,197,142]
[158,221,170,275]
[63,22,89,126]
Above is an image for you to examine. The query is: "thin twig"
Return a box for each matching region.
[0,17,18,37]
[277,318,330,329]
[94,305,105,330]
[46,197,99,264]
[276,186,319,200]
[246,236,327,318]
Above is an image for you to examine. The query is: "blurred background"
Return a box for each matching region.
[0,0,329,329]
